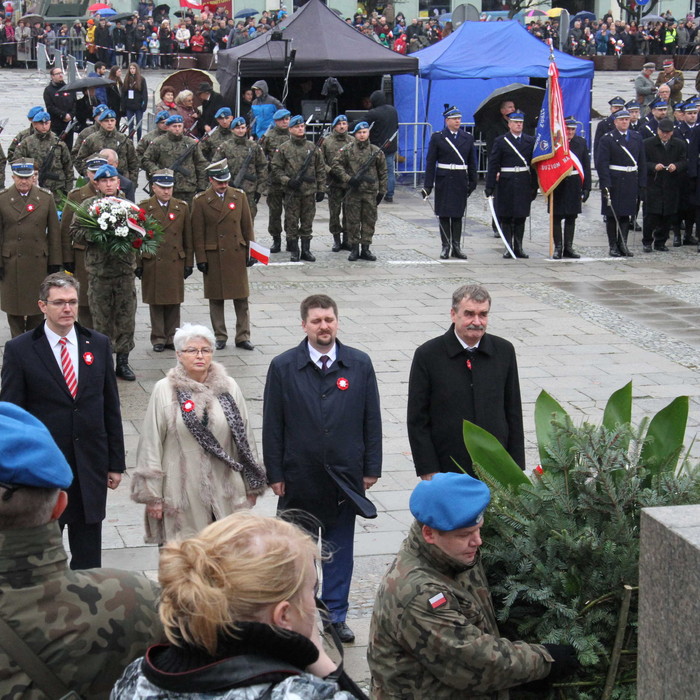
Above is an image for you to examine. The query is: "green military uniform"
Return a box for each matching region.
[76,129,139,183]
[61,181,98,328]
[262,124,289,242]
[71,122,100,162]
[655,68,684,104]
[137,125,168,170]
[142,132,208,206]
[199,124,234,161]
[271,134,325,243]
[0,145,5,190]
[0,183,61,337]
[322,130,352,249]
[0,522,162,699]
[331,138,387,249]
[368,521,553,699]
[191,184,253,345]
[70,191,137,355]
[217,135,267,220]
[138,195,193,347]
[7,126,33,162]
[15,131,74,204]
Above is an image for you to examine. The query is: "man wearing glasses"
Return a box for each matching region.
[0,271,125,570]
[43,66,76,148]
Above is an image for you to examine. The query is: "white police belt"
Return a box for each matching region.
[609,165,638,172]
[500,166,530,173]
[437,163,468,170]
[568,170,581,177]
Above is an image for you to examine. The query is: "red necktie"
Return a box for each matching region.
[59,338,77,398]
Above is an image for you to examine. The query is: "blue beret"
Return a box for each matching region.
[32,110,51,123]
[332,114,348,127]
[0,402,73,489]
[409,473,490,531]
[231,116,246,128]
[94,164,119,180]
[289,115,304,127]
[215,107,233,119]
[27,106,44,120]
[273,108,291,121]
[507,112,525,121]
[608,96,626,106]
[97,109,117,121]
[165,115,184,125]
[92,103,109,117]
[155,110,171,123]
[613,109,631,119]
[351,121,370,133]
[86,156,109,171]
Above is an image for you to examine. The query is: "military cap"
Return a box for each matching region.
[443,105,462,119]
[92,103,109,117]
[643,61,656,69]
[625,101,641,110]
[663,58,674,66]
[613,109,631,119]
[608,96,626,107]
[0,402,73,490]
[351,121,370,134]
[151,168,175,186]
[673,101,685,111]
[165,115,184,125]
[507,112,525,121]
[215,106,232,119]
[10,159,35,177]
[658,118,675,132]
[273,108,291,121]
[231,116,246,128]
[86,155,109,171]
[97,109,117,121]
[565,116,578,128]
[94,164,119,180]
[155,109,171,123]
[27,106,44,120]
[683,102,699,112]
[196,81,214,94]
[32,110,51,122]
[288,115,304,127]
[409,473,491,531]
[205,158,231,181]
[332,114,348,127]
[650,100,668,109]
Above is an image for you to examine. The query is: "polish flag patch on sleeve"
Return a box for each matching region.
[429,592,447,609]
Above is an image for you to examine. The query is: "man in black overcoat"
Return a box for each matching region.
[196,82,228,137]
[484,112,537,258]
[597,109,646,257]
[642,118,687,252]
[407,284,524,480]
[422,105,477,259]
[263,294,382,644]
[0,272,125,569]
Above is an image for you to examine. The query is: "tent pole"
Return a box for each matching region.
[236,59,241,117]
[414,74,420,188]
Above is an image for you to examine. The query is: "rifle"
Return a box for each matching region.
[287,128,329,190]
[168,126,219,180]
[342,128,398,202]
[38,119,77,188]
[232,148,255,190]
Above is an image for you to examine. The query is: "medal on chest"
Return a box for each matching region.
[168,212,176,220]
[337,377,349,391]
[26,203,35,212]
[228,201,236,210]
[83,352,94,365]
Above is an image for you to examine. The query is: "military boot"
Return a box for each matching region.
[360,244,376,261]
[606,219,622,257]
[286,238,294,252]
[673,230,682,247]
[450,220,467,259]
[438,221,450,259]
[618,220,633,257]
[513,221,529,259]
[289,239,300,262]
[348,244,360,261]
[331,234,342,252]
[340,232,352,251]
[115,353,136,381]
[270,235,281,254]
[300,238,316,262]
[552,220,563,259]
[563,220,580,259]
[502,222,515,259]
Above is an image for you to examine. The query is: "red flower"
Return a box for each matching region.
[147,229,154,238]
[138,209,146,221]
[132,237,143,249]
[95,206,100,215]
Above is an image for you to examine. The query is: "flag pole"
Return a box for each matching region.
[548,45,555,260]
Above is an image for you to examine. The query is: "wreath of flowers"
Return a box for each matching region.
[64,196,165,256]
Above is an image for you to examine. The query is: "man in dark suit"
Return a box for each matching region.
[263,294,382,644]
[196,82,227,137]
[421,105,477,260]
[407,284,524,479]
[0,272,125,569]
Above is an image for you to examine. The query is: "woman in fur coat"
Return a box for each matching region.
[131,323,266,544]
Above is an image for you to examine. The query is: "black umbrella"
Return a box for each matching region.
[19,14,43,25]
[234,7,259,18]
[473,83,545,130]
[109,12,139,22]
[63,76,115,92]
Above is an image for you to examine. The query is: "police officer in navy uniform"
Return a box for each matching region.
[421,105,477,259]
[597,109,646,257]
[593,96,626,159]
[672,101,699,246]
[638,98,668,140]
[627,101,642,132]
[484,112,537,259]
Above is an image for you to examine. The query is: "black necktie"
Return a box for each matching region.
[320,355,330,372]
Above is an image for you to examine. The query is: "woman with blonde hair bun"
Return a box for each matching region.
[112,512,361,699]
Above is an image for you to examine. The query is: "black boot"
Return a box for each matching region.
[270,235,281,254]
[673,230,682,247]
[552,219,563,259]
[360,244,377,261]
[618,220,633,257]
[286,238,293,252]
[439,218,450,259]
[450,219,467,259]
[289,239,300,262]
[563,219,580,258]
[331,234,342,252]
[348,244,360,261]
[513,221,529,259]
[606,219,622,257]
[300,239,316,262]
[502,222,515,259]
[115,353,136,381]
[340,232,352,251]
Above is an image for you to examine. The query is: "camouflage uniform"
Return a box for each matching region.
[367,522,553,699]
[137,125,168,170]
[331,139,387,246]
[0,521,162,699]
[0,144,5,189]
[76,128,139,183]
[217,135,267,220]
[71,122,100,162]
[70,191,137,354]
[262,125,289,238]
[271,135,325,241]
[7,126,33,162]
[200,125,235,162]
[322,130,351,239]
[15,130,74,204]
[142,132,208,206]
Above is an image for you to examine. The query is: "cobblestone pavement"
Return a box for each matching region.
[2,67,700,684]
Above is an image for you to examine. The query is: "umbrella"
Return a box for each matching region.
[439,12,452,23]
[63,76,115,91]
[473,83,545,130]
[641,14,666,24]
[95,7,117,16]
[157,69,220,108]
[547,8,565,17]
[525,9,547,17]
[570,11,595,26]
[109,12,139,22]
[234,8,259,18]
[19,14,43,24]
[88,2,111,10]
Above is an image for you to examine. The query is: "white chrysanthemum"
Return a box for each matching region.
[115,226,129,237]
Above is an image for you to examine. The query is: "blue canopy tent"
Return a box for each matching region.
[394,21,594,171]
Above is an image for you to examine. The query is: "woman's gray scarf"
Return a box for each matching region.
[176,389,266,491]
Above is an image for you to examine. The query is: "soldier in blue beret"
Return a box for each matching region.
[369,472,580,697]
[322,114,352,252]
